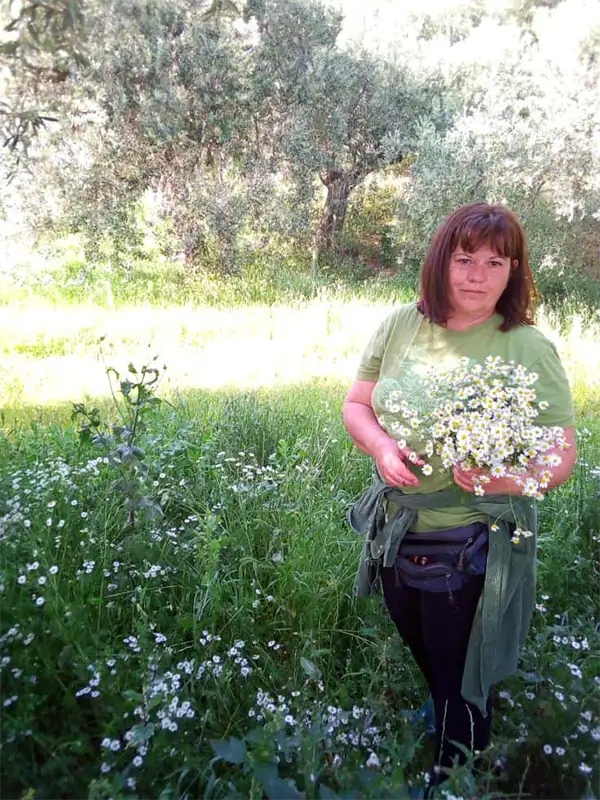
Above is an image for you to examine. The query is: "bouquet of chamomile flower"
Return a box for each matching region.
[378,355,569,502]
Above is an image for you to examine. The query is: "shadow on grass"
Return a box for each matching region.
[1,381,598,800]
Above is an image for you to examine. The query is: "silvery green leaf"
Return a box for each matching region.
[300,656,321,679]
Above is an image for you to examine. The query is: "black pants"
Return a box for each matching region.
[381,567,492,778]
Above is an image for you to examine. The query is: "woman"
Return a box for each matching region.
[343,203,577,791]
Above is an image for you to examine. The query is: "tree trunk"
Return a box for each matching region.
[317,171,356,253]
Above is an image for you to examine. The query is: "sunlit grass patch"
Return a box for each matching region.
[536,307,600,416]
[1,300,598,410]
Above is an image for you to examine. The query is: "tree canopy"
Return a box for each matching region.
[2,0,599,287]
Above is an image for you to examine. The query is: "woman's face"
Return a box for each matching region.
[448,243,514,322]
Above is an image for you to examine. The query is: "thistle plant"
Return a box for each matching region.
[71,346,166,530]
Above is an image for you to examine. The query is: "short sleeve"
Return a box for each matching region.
[356,318,387,381]
[530,343,575,429]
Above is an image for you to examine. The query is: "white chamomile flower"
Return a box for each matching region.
[521,478,541,497]
[380,357,565,547]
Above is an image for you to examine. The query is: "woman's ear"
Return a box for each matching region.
[511,259,519,272]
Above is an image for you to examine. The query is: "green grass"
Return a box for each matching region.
[1,377,599,800]
[0,240,599,797]
[0,242,415,311]
[3,233,598,317]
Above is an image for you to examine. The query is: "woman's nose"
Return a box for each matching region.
[465,262,487,281]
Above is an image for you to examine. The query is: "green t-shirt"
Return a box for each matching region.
[356,303,575,532]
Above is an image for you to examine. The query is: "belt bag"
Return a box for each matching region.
[394,523,489,588]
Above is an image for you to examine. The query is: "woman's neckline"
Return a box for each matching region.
[441,313,502,333]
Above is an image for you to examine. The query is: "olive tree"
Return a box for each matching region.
[7,0,451,270]
[395,0,600,293]
[249,0,448,263]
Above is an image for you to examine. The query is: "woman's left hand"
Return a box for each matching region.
[452,465,521,495]
[454,427,577,496]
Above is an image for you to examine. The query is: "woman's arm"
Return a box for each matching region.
[343,379,423,488]
[453,425,578,495]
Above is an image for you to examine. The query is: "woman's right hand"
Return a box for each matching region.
[373,437,423,488]
[342,379,423,488]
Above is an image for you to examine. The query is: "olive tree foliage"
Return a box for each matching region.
[247,0,449,264]
[2,0,273,267]
[43,0,261,269]
[5,0,599,291]
[395,0,600,293]
[0,0,89,176]
[6,0,450,272]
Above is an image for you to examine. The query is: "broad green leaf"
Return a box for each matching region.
[129,723,156,745]
[210,737,247,765]
[300,656,321,679]
[255,764,305,800]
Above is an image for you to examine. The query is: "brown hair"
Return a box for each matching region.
[418,203,537,331]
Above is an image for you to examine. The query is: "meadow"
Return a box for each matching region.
[1,275,599,799]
